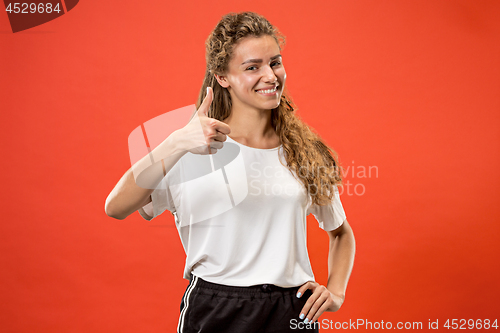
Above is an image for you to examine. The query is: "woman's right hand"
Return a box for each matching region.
[176,87,231,155]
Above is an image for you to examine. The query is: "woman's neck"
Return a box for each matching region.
[223,106,279,149]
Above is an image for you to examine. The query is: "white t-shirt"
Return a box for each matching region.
[139,136,347,288]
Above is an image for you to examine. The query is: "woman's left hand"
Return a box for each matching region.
[296,281,344,323]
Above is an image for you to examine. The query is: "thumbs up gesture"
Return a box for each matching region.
[177,87,231,155]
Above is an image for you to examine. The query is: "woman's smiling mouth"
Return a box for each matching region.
[255,85,278,95]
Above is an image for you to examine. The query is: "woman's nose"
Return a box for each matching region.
[262,65,277,82]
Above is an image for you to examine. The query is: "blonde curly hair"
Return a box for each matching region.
[196,12,343,205]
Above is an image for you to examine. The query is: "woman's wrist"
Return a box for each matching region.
[327,286,346,302]
[154,129,187,160]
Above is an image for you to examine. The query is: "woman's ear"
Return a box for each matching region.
[215,74,230,88]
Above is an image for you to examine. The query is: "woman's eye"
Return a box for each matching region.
[246,61,281,71]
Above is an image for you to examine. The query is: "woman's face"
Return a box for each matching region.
[217,35,286,113]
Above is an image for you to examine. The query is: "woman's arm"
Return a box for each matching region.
[326,219,355,302]
[104,130,186,220]
[296,219,355,323]
[105,87,230,220]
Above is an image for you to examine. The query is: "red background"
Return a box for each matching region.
[1,0,499,331]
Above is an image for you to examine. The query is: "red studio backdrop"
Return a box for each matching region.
[1,1,499,332]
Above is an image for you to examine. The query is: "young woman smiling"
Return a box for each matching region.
[106,12,355,333]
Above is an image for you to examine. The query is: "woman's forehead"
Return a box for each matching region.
[230,36,281,64]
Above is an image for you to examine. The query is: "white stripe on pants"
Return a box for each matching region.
[177,275,199,333]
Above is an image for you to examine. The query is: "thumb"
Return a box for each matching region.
[198,87,213,117]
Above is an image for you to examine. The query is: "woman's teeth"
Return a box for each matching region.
[257,87,277,94]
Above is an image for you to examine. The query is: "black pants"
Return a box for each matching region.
[177,275,319,333]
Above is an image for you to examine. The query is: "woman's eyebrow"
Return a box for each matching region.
[240,54,282,66]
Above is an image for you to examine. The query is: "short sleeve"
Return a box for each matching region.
[307,186,347,231]
[138,175,176,221]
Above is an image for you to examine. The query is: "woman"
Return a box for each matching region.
[106,11,355,333]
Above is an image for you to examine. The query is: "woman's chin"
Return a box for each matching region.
[263,98,281,110]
